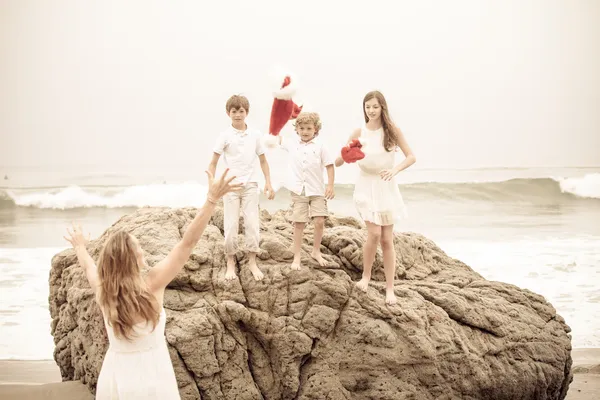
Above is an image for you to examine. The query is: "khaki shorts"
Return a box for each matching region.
[291,191,328,223]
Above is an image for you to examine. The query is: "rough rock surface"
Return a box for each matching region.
[49,206,574,399]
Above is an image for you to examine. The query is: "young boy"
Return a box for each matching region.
[208,95,275,281]
[279,112,335,270]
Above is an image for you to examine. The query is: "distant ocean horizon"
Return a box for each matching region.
[1,165,599,360]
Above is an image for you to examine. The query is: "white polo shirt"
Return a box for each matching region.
[213,125,265,185]
[282,136,334,196]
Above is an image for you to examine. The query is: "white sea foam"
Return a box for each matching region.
[5,182,209,209]
[0,247,65,360]
[557,173,600,199]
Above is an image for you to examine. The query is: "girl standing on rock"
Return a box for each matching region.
[63,169,242,399]
[335,91,416,305]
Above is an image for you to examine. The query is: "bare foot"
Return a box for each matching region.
[291,256,301,271]
[385,288,397,305]
[248,257,264,281]
[225,257,237,281]
[310,250,327,267]
[356,276,370,292]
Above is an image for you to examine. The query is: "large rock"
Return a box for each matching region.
[49,206,573,399]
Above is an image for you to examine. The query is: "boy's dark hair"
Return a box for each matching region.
[226,95,250,113]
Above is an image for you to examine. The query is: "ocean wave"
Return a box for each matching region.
[400,174,600,202]
[557,173,600,199]
[0,174,598,210]
[1,182,209,210]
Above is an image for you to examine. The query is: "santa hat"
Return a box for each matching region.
[268,72,303,137]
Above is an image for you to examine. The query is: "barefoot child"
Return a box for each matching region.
[335,91,416,305]
[279,112,335,270]
[208,95,276,281]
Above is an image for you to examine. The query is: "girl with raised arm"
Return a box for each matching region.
[64,169,242,399]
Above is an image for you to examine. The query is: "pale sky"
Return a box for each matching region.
[1,0,599,172]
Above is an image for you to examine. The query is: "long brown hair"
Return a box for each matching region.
[363,90,399,152]
[96,230,159,340]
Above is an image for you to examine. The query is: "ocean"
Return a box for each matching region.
[1,165,599,360]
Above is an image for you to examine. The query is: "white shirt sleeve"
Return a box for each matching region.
[321,144,335,167]
[213,132,228,155]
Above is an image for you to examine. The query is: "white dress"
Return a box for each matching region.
[353,125,408,226]
[96,308,180,399]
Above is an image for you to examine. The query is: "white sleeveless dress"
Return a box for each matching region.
[353,126,408,226]
[96,308,180,399]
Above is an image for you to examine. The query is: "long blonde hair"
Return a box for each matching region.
[96,230,159,340]
[363,90,399,152]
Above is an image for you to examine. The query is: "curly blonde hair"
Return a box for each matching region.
[293,112,322,134]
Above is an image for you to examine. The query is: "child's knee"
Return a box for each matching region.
[294,222,306,230]
[367,228,382,242]
[313,216,325,229]
[380,235,393,249]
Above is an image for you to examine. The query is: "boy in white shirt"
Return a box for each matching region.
[208,95,275,281]
[279,112,335,270]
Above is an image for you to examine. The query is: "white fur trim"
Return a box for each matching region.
[263,133,279,148]
[273,76,297,100]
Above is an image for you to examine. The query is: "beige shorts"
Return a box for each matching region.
[291,191,328,223]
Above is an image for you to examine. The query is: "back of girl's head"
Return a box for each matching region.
[98,230,139,281]
[362,90,398,152]
[97,230,159,340]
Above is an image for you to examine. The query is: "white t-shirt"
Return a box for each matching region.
[281,135,334,196]
[213,126,265,185]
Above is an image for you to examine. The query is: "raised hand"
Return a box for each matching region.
[64,222,90,248]
[205,168,243,202]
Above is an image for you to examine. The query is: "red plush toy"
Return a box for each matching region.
[341,138,365,163]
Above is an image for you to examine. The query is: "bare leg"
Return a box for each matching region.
[291,222,305,270]
[247,252,264,281]
[381,225,397,305]
[225,255,237,280]
[310,217,327,266]
[356,222,381,292]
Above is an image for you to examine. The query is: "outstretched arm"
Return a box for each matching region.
[64,224,98,292]
[335,128,361,167]
[147,169,242,291]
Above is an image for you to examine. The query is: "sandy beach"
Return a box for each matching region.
[0,360,92,400]
[0,349,597,399]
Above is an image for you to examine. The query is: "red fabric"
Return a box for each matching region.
[341,139,365,163]
[290,103,303,119]
[268,75,301,136]
[269,99,294,136]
